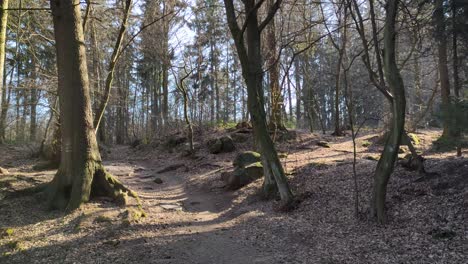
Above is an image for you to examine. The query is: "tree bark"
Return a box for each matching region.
[0,0,7,144]
[371,0,406,223]
[94,0,133,135]
[48,0,136,211]
[434,0,452,138]
[224,0,294,207]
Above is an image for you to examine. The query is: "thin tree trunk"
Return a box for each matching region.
[434,0,452,138]
[371,0,406,223]
[94,0,133,134]
[0,0,8,144]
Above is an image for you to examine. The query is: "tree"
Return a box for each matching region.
[224,0,294,207]
[47,0,136,211]
[0,0,8,143]
[370,0,406,223]
[434,0,452,139]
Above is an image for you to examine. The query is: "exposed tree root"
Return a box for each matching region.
[47,161,139,212]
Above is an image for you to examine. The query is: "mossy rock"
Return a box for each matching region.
[224,163,263,190]
[208,136,236,154]
[233,151,261,167]
[361,140,372,147]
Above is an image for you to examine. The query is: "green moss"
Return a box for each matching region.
[0,228,14,238]
[408,133,420,145]
[6,241,25,251]
[361,140,372,147]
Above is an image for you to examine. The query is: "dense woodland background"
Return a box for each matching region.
[0,0,467,262]
[0,0,465,144]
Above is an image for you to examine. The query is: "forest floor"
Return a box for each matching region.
[0,128,467,264]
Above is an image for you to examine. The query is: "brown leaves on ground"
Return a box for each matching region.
[0,129,466,263]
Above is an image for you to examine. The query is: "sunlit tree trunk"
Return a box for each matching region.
[224,0,294,207]
[48,0,136,211]
[0,0,7,144]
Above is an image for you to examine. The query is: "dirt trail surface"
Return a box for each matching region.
[0,130,467,263]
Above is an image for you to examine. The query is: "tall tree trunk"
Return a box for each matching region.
[371,0,406,223]
[48,0,136,211]
[30,61,38,142]
[434,0,452,138]
[224,0,294,207]
[0,0,7,143]
[94,0,133,134]
[294,58,301,126]
[266,0,284,131]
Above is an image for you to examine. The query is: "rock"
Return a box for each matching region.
[0,167,9,175]
[153,178,163,184]
[208,138,223,154]
[208,136,236,154]
[159,203,183,211]
[223,152,264,190]
[220,136,235,152]
[225,162,264,190]
[235,121,252,129]
[166,135,187,148]
[277,130,297,142]
[233,151,261,167]
[316,141,330,148]
[230,132,249,143]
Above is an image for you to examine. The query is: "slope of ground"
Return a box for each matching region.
[0,129,466,263]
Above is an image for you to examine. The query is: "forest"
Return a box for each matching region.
[0,0,466,263]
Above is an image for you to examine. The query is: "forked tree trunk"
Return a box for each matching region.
[48,0,136,211]
[371,0,406,223]
[224,0,294,207]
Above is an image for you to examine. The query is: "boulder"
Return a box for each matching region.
[222,151,264,190]
[220,136,235,152]
[316,141,330,148]
[230,132,249,143]
[166,135,187,148]
[235,121,252,129]
[233,151,261,167]
[224,162,264,190]
[153,178,163,184]
[208,136,236,154]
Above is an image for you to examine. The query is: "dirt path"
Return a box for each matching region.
[101,147,274,264]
